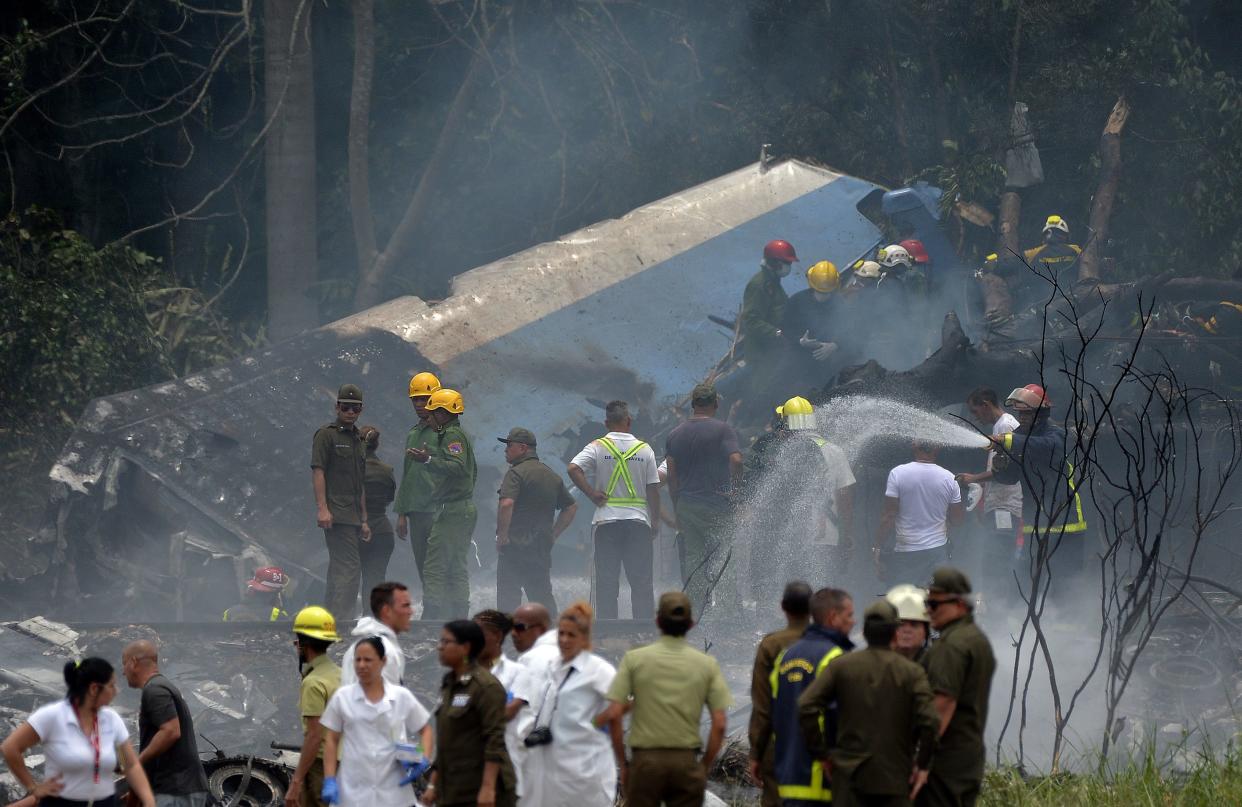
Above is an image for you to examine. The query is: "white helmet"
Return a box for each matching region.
[878,245,912,269]
[854,260,883,280]
[1042,215,1070,236]
[885,584,929,622]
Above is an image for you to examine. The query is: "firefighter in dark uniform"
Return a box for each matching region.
[748,581,813,807]
[311,384,369,621]
[1022,215,1083,280]
[223,567,291,622]
[397,372,442,596]
[428,619,515,807]
[740,239,798,420]
[770,588,855,806]
[359,426,397,602]
[917,568,995,807]
[798,599,940,807]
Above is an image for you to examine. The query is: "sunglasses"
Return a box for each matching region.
[924,597,958,610]
[512,622,532,632]
[338,402,362,413]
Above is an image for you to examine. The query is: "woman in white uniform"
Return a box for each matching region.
[523,602,621,807]
[321,638,433,807]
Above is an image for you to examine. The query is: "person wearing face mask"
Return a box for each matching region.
[311,384,371,620]
[320,638,433,807]
[522,602,621,807]
[1,658,157,807]
[784,261,842,377]
[285,608,342,807]
[740,239,798,420]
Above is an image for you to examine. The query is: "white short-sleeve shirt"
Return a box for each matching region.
[27,700,130,801]
[815,439,857,547]
[985,413,1024,519]
[570,432,660,525]
[885,460,962,552]
[319,682,431,807]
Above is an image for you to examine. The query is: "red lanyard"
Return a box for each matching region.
[86,715,101,783]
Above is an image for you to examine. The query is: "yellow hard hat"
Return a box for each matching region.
[885,584,930,623]
[1043,215,1069,235]
[806,261,840,294]
[426,388,464,415]
[292,606,340,642]
[775,396,814,417]
[408,371,442,399]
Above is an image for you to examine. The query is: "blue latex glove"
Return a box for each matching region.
[399,759,431,786]
[320,776,340,805]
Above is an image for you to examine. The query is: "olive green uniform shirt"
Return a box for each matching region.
[396,419,438,514]
[923,614,995,782]
[310,422,366,526]
[497,453,575,549]
[434,664,515,806]
[798,646,939,796]
[299,654,341,759]
[748,618,809,760]
[607,635,733,749]
[426,420,477,504]
[741,267,788,356]
[364,455,396,535]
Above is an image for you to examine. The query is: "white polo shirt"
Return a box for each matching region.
[570,432,660,525]
[319,682,430,807]
[27,700,130,801]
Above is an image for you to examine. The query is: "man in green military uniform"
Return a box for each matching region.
[740,239,798,419]
[406,388,476,619]
[286,606,341,807]
[495,427,578,614]
[799,599,939,807]
[918,568,995,807]
[396,372,442,599]
[748,581,812,807]
[310,384,370,621]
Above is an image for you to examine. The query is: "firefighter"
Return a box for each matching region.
[406,388,477,619]
[1022,215,1083,283]
[785,261,841,373]
[741,239,798,419]
[989,384,1087,584]
[286,606,341,807]
[223,567,291,622]
[885,583,931,664]
[396,372,442,600]
[770,588,855,806]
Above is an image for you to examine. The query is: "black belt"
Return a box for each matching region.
[42,796,118,807]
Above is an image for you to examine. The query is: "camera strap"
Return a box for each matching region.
[532,666,576,730]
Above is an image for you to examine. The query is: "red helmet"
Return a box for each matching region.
[1006,384,1052,412]
[899,239,931,264]
[763,239,799,264]
[247,566,289,593]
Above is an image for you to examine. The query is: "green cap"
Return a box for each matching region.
[337,384,363,403]
[498,427,537,447]
[864,599,900,626]
[691,383,718,406]
[657,591,693,622]
[928,566,972,595]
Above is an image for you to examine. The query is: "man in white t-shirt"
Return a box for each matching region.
[873,440,964,587]
[567,400,661,620]
[957,387,1024,598]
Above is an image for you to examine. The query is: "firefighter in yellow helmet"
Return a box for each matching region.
[406,389,477,619]
[785,261,841,363]
[1022,215,1083,283]
[397,372,441,598]
[288,607,341,807]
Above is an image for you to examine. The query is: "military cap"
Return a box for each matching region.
[928,566,973,595]
[337,384,364,403]
[658,591,693,622]
[691,383,719,406]
[498,427,537,447]
[864,599,900,626]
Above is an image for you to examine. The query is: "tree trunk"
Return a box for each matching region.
[352,25,498,311]
[927,39,956,166]
[264,0,319,341]
[1078,96,1130,287]
[1007,0,1024,106]
[348,0,377,276]
[881,7,913,180]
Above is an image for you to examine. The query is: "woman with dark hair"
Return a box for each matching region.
[320,638,432,807]
[1,658,156,807]
[426,621,515,807]
[359,426,397,604]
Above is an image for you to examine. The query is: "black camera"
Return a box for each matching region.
[523,727,553,747]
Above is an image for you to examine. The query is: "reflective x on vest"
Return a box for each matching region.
[595,437,648,508]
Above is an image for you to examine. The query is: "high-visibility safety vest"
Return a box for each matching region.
[594,437,648,508]
[769,627,851,802]
[223,605,286,622]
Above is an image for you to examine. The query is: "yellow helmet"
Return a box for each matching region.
[426,388,464,415]
[885,584,930,623]
[806,261,840,294]
[408,371,442,399]
[1043,215,1069,235]
[292,606,340,642]
[775,396,815,431]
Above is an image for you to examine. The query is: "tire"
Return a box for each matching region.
[204,756,290,807]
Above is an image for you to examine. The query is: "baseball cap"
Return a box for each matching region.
[863,599,900,626]
[928,566,972,596]
[657,591,693,622]
[498,427,537,447]
[691,383,718,406]
[337,384,364,403]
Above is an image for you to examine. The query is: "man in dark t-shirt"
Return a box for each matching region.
[122,640,209,807]
[665,384,744,614]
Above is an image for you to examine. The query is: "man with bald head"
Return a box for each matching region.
[507,602,560,800]
[122,641,208,807]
